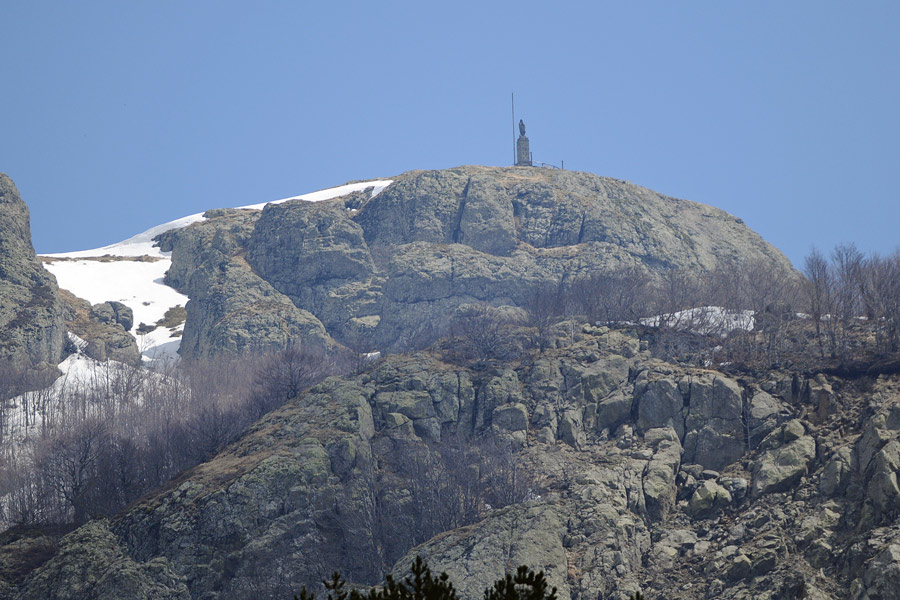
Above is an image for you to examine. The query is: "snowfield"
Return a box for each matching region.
[41,179,393,365]
[45,258,188,362]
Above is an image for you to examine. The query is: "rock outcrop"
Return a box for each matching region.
[15,521,189,600]
[158,166,796,357]
[58,290,141,364]
[0,174,66,387]
[16,320,900,599]
[156,209,335,358]
[19,167,900,600]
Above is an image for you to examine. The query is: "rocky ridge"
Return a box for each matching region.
[158,166,795,357]
[9,322,900,599]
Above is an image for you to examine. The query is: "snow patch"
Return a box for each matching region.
[641,306,755,336]
[43,258,189,362]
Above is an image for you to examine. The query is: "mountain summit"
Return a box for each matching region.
[153,165,795,357]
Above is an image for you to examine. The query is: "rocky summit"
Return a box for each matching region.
[159,166,795,358]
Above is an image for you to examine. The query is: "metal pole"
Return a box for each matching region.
[511,93,516,165]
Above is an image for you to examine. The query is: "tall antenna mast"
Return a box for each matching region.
[511,92,516,165]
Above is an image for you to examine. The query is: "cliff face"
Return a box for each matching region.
[14,320,900,599]
[0,174,66,382]
[156,208,335,359]
[163,166,795,358]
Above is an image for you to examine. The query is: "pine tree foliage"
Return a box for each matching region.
[483,565,557,600]
[295,557,646,600]
[296,557,458,600]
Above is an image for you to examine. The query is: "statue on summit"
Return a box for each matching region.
[516,119,531,166]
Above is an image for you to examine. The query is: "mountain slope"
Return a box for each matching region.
[12,322,900,599]
[9,166,900,599]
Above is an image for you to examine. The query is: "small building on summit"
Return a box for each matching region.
[516,119,532,166]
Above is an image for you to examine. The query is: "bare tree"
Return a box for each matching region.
[448,305,519,368]
[857,250,900,354]
[830,243,864,362]
[803,247,832,358]
[525,282,565,352]
[35,417,108,524]
[247,345,331,421]
[569,267,652,325]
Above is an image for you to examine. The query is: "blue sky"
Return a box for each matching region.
[2,1,898,267]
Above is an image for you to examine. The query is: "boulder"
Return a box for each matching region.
[595,390,633,432]
[90,301,134,331]
[746,390,785,448]
[558,409,585,448]
[57,291,141,365]
[492,402,529,433]
[688,480,732,518]
[726,553,752,582]
[383,412,416,439]
[751,428,816,498]
[866,440,900,514]
[820,447,852,496]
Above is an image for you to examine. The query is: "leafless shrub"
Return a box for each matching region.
[524,282,566,352]
[246,345,332,421]
[445,305,524,368]
[803,247,831,358]
[568,267,652,325]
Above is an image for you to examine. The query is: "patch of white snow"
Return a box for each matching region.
[641,306,755,336]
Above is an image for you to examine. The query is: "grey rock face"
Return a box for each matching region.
[160,210,335,358]
[635,376,685,437]
[642,427,682,520]
[160,166,796,357]
[392,502,571,600]
[746,390,787,448]
[246,200,380,342]
[15,324,900,600]
[856,542,900,600]
[16,520,189,600]
[178,257,332,358]
[688,480,732,518]
[682,375,745,471]
[0,174,66,378]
